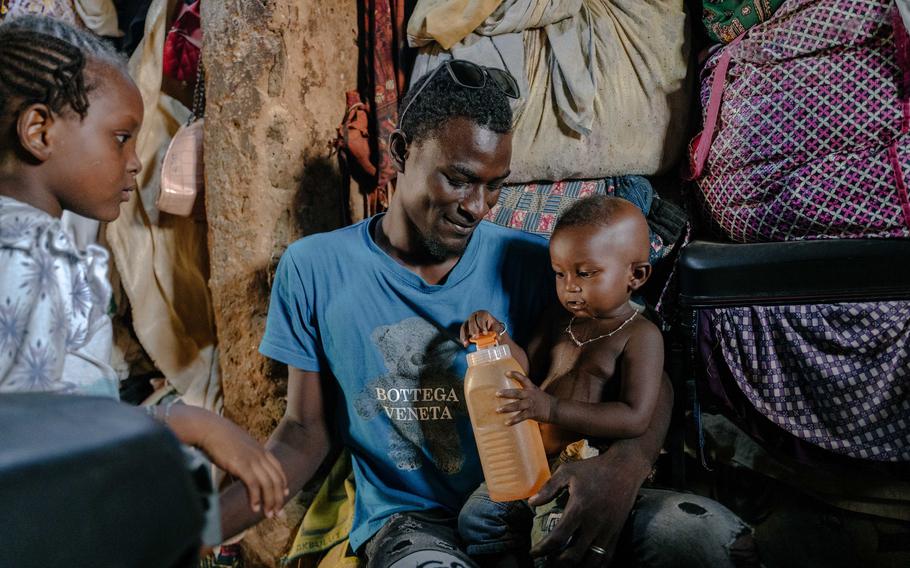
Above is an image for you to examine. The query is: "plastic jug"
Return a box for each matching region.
[465,332,550,501]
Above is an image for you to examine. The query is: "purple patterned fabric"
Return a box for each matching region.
[703,302,910,462]
[694,0,910,242]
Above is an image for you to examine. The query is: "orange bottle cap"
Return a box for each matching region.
[469,331,499,350]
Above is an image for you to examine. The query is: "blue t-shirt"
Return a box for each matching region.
[260,215,553,550]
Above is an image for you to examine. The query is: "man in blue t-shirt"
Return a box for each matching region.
[256,200,552,552]
[220,61,757,568]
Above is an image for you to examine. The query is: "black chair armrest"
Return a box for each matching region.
[0,394,203,568]
[678,239,910,307]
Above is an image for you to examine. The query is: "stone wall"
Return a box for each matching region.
[203,1,357,565]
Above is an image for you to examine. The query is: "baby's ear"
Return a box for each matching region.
[629,262,652,291]
[16,104,55,162]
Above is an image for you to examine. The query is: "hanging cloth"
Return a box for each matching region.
[409,0,594,135]
[2,0,121,37]
[73,0,122,37]
[3,0,82,26]
[701,0,786,44]
[162,0,201,83]
[336,0,411,218]
[407,0,502,49]
[409,0,690,183]
[106,0,221,412]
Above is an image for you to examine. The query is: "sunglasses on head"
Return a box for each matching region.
[397,60,520,131]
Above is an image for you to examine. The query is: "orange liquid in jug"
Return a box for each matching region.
[465,333,550,502]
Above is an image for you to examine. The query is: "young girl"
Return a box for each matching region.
[0,16,288,523]
[458,196,664,565]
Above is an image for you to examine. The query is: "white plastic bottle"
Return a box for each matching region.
[464,332,550,501]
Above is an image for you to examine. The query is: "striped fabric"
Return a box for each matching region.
[486,176,678,265]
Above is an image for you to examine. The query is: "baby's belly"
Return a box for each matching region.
[540,423,583,457]
[540,374,610,456]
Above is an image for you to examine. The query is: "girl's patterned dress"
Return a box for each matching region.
[0,195,118,398]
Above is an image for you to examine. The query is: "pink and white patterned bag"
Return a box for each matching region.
[689,0,910,243]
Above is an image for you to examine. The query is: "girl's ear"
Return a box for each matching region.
[17,104,56,162]
[388,129,409,174]
[629,262,652,291]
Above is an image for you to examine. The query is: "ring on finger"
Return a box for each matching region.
[589,545,608,556]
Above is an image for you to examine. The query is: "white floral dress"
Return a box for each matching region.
[0,196,118,398]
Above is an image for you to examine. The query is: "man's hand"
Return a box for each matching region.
[528,451,644,566]
[527,375,673,566]
[498,371,556,424]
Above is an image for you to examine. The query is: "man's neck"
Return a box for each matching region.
[373,211,461,286]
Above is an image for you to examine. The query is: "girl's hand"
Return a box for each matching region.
[195,415,289,517]
[460,310,504,347]
[498,371,556,425]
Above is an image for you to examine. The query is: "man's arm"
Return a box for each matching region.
[219,366,331,540]
[528,373,672,566]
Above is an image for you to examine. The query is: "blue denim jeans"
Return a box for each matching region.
[458,483,534,556]
[361,509,479,568]
[457,486,758,567]
[621,489,758,567]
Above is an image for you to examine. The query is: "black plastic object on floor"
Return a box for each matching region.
[0,393,204,568]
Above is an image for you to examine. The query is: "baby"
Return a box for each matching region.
[458,196,664,565]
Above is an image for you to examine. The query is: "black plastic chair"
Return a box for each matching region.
[0,393,204,568]
[668,238,910,486]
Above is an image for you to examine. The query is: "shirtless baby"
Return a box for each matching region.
[457,195,664,565]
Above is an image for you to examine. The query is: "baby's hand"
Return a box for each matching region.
[196,416,289,518]
[460,310,504,347]
[497,371,556,425]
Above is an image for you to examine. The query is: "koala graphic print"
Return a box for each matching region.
[354,317,467,474]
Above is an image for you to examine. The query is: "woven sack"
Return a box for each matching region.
[689,0,910,242]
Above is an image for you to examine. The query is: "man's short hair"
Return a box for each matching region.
[398,65,513,145]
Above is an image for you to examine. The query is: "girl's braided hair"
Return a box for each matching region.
[0,15,127,120]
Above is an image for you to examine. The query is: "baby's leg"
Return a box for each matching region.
[458,482,533,564]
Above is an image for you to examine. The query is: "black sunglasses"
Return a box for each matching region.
[397,60,520,130]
